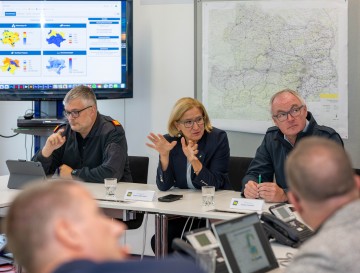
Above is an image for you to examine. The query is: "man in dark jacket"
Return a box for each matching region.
[33,85,132,183]
[242,89,343,202]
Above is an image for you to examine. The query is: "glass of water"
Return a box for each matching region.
[104,178,118,198]
[202,185,215,208]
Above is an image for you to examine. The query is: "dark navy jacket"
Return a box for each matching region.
[242,112,343,192]
[156,127,231,191]
[52,257,205,273]
[33,113,132,183]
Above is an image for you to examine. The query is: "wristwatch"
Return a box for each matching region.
[71,169,78,178]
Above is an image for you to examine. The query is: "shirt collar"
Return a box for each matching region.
[284,119,310,146]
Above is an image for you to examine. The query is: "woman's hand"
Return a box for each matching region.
[181,137,202,175]
[146,133,177,156]
[146,133,177,171]
[181,137,198,162]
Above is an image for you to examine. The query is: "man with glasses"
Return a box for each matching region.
[242,89,343,202]
[33,85,132,183]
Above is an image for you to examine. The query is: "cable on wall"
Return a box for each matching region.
[0,133,19,138]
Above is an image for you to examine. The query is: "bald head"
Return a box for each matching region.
[285,137,354,202]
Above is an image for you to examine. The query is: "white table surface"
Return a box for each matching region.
[0,175,20,207]
[0,175,297,262]
[83,181,277,219]
[0,175,275,217]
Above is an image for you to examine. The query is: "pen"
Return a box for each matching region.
[258,174,262,184]
[96,198,128,203]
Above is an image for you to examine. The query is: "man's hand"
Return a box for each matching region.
[257,182,288,202]
[42,129,66,157]
[243,180,260,199]
[59,164,73,179]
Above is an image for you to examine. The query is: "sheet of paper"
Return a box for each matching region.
[229,198,264,211]
[124,190,155,202]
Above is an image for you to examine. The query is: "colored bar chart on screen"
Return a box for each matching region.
[69,57,72,73]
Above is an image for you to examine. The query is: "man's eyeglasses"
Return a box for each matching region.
[272,105,304,122]
[177,116,205,128]
[63,105,93,118]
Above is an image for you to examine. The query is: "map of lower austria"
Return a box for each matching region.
[0,30,19,47]
[1,57,20,74]
[46,30,66,47]
[200,0,347,138]
[0,30,21,74]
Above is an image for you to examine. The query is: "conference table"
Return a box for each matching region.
[0,175,296,264]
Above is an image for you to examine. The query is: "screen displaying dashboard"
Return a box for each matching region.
[0,0,133,101]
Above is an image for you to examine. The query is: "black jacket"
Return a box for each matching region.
[242,112,343,191]
[33,113,132,183]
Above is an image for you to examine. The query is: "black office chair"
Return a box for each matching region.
[228,156,253,192]
[128,156,149,184]
[125,156,150,230]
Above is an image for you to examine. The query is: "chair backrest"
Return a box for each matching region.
[128,156,149,184]
[228,156,253,192]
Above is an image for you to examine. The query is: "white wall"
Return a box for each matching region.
[128,1,194,182]
[0,101,33,170]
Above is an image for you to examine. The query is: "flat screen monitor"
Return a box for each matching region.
[0,0,133,101]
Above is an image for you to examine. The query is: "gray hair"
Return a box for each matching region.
[64,85,97,107]
[270,89,306,112]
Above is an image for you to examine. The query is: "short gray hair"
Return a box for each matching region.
[64,85,97,107]
[270,89,306,112]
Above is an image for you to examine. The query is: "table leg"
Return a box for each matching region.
[161,214,168,257]
[155,213,161,258]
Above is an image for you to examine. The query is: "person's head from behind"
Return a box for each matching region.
[168,97,212,143]
[4,180,127,273]
[63,85,98,136]
[285,137,360,229]
[270,89,308,141]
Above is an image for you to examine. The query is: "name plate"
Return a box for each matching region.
[229,198,264,211]
[124,190,156,202]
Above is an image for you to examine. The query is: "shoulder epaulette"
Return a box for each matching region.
[111,119,121,126]
[53,123,67,133]
[104,115,122,127]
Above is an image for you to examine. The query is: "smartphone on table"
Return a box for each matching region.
[158,194,183,202]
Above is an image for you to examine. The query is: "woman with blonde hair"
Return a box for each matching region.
[147,97,230,191]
